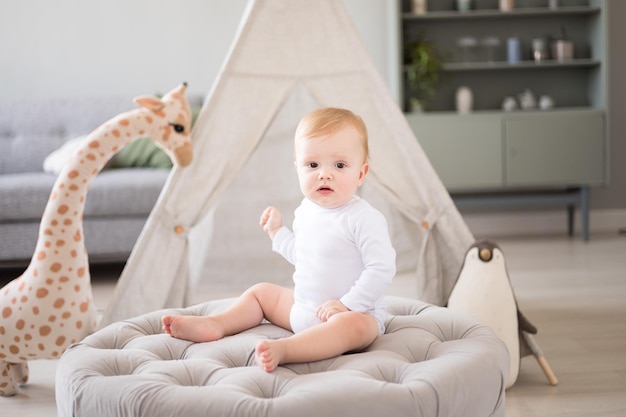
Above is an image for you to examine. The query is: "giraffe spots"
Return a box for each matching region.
[32,306,40,315]
[16,319,25,330]
[88,140,100,148]
[56,336,66,347]
[76,320,83,329]
[20,295,28,303]
[74,230,82,242]
[9,345,19,355]
[49,315,57,322]
[56,239,66,247]
[77,267,85,278]
[74,285,81,292]
[71,250,77,258]
[112,129,121,138]
[70,184,79,191]
[62,312,71,319]
[60,276,70,283]
[2,307,11,318]
[36,251,46,260]
[38,343,45,351]
[45,241,52,248]
[58,204,69,215]
[44,228,53,236]
[0,326,4,335]
[39,326,51,337]
[119,119,130,127]
[45,278,54,285]
[50,262,62,273]
[54,298,65,309]
[50,191,57,201]
[79,302,89,313]
[68,170,80,179]
[18,281,26,292]
[145,115,153,124]
[86,153,96,161]
[36,288,49,299]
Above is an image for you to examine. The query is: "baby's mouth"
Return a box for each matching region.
[317,186,333,194]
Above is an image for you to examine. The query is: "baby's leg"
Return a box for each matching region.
[161,315,224,343]
[255,311,379,372]
[162,283,293,342]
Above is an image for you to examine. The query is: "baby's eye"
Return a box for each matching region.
[335,162,346,169]
[307,162,318,168]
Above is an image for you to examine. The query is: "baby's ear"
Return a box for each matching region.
[358,163,369,184]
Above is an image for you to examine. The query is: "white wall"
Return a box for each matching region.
[0,0,399,101]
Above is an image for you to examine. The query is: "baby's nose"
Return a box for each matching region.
[318,169,332,180]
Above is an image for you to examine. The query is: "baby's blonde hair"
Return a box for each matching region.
[295,108,369,161]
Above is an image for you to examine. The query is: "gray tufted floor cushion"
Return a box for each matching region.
[56,296,509,417]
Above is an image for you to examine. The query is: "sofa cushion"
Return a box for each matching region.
[0,169,169,222]
[0,98,137,175]
[107,138,173,169]
[56,297,509,417]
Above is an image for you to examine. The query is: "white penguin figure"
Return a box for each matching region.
[447,240,557,388]
[447,240,521,388]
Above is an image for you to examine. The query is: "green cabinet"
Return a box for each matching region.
[407,113,503,190]
[407,109,606,191]
[505,111,605,186]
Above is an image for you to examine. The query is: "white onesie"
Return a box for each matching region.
[272,196,396,335]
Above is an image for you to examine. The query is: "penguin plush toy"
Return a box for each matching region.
[447,240,557,388]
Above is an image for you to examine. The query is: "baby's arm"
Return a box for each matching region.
[260,206,283,240]
[340,209,396,313]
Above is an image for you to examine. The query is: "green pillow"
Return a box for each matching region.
[108,138,173,169]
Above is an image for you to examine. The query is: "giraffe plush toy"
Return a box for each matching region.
[0,83,194,396]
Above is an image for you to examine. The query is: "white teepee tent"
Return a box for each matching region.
[101,0,474,327]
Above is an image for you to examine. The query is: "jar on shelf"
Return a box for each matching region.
[500,0,514,12]
[412,0,427,14]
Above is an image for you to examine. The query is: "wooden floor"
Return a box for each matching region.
[1,232,625,416]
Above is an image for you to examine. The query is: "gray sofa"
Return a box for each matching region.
[0,95,201,264]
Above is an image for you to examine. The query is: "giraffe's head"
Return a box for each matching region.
[133,83,194,167]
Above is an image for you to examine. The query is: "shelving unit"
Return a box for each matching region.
[399,0,609,240]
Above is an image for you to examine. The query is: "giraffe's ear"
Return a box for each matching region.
[133,96,164,111]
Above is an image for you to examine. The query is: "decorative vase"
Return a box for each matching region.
[456,86,473,114]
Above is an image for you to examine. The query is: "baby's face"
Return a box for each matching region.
[294,124,368,209]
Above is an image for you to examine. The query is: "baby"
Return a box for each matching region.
[162,107,396,372]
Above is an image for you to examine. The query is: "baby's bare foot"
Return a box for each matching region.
[161,315,224,343]
[255,340,287,372]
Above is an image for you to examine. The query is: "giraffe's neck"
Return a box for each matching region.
[29,108,155,273]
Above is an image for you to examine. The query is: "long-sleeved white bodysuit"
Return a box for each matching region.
[272,196,396,335]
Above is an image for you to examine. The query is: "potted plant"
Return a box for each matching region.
[404,36,445,112]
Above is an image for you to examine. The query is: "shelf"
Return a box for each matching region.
[440,59,600,72]
[403,6,600,21]
[407,107,604,117]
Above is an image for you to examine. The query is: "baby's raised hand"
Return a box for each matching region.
[260,206,283,239]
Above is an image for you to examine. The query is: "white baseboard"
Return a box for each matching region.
[462,208,626,239]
